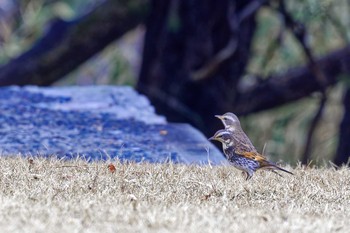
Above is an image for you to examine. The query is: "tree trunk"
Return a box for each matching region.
[138,0,257,136]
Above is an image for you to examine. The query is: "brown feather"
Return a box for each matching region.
[235,150,293,175]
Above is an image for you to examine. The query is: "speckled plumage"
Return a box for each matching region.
[210,123,293,180]
[224,146,260,179]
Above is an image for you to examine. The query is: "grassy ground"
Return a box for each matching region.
[0,156,349,233]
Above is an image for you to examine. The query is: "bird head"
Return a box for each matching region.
[208,129,233,146]
[215,112,240,130]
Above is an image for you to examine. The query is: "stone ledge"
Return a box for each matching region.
[0,86,225,164]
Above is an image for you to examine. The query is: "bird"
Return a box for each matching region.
[209,129,293,180]
[215,112,257,152]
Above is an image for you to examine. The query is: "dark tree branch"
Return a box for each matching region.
[234,45,350,115]
[0,0,149,86]
[334,87,350,166]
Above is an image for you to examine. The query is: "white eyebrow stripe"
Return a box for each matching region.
[217,131,231,137]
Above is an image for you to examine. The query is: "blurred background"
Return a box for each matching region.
[0,0,349,166]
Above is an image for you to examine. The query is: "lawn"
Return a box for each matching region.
[0,156,348,233]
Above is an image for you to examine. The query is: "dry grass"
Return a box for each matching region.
[0,156,349,233]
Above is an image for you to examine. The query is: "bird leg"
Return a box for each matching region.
[244,171,252,180]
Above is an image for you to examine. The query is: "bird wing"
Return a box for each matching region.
[238,141,257,152]
[231,132,257,153]
[234,150,268,163]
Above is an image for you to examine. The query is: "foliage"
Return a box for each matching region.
[248,0,348,76]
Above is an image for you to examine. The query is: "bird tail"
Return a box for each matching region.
[260,162,294,175]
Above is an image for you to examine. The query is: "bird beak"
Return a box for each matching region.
[208,136,216,141]
[215,115,223,120]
